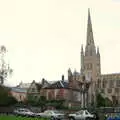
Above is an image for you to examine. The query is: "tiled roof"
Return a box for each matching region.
[35,83,42,91]
[45,80,68,89]
[11,87,27,93]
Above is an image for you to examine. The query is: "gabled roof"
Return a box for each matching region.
[27,80,42,93]
[45,80,68,89]
[41,79,51,88]
[35,83,42,91]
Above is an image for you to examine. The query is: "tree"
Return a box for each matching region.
[96,93,105,107]
[37,96,47,111]
[96,93,112,107]
[26,94,38,106]
[46,99,65,109]
[0,46,13,84]
[26,95,47,111]
[0,85,17,106]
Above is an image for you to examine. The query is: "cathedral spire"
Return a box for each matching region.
[86,8,94,46]
[85,9,96,56]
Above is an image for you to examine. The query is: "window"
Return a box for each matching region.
[86,63,92,70]
[79,110,84,115]
[109,80,114,88]
[115,88,119,93]
[107,88,112,94]
[97,79,101,88]
[85,72,92,81]
[102,79,107,88]
[85,111,89,115]
[116,80,120,87]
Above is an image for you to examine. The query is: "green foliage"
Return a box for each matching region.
[46,100,65,109]
[96,93,105,107]
[37,96,46,106]
[96,93,112,107]
[0,85,17,106]
[27,95,47,107]
[27,94,65,109]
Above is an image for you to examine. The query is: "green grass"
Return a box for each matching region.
[0,115,48,120]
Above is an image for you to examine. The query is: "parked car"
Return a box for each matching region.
[13,108,36,117]
[68,110,95,120]
[36,110,65,120]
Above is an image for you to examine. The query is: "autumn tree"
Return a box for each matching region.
[0,46,13,84]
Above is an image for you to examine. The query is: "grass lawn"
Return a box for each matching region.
[0,115,48,120]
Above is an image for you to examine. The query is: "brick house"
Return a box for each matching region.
[10,87,27,102]
[40,76,81,107]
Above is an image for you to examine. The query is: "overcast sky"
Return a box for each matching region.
[1,0,120,86]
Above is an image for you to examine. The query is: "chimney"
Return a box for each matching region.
[62,75,64,82]
[42,78,45,85]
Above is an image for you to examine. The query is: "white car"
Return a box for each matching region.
[68,110,95,120]
[36,110,65,120]
[13,108,35,117]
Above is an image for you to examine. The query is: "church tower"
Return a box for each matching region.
[80,9,101,104]
[81,9,101,82]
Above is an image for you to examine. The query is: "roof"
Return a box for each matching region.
[17,82,31,89]
[45,80,68,89]
[41,80,68,88]
[27,80,42,93]
[101,73,120,80]
[35,83,42,91]
[101,73,120,76]
[11,87,27,93]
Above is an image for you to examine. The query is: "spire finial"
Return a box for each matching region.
[86,8,94,45]
[81,44,83,53]
[88,8,90,15]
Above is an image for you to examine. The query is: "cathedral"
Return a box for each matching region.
[68,9,120,107]
[13,9,120,108]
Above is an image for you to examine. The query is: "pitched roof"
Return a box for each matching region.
[35,83,42,91]
[27,80,42,93]
[11,87,27,93]
[45,80,68,89]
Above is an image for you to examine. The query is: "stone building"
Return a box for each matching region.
[69,9,120,107]
[100,73,120,105]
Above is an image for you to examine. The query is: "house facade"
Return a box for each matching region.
[10,87,27,102]
[27,80,42,101]
[40,76,82,107]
